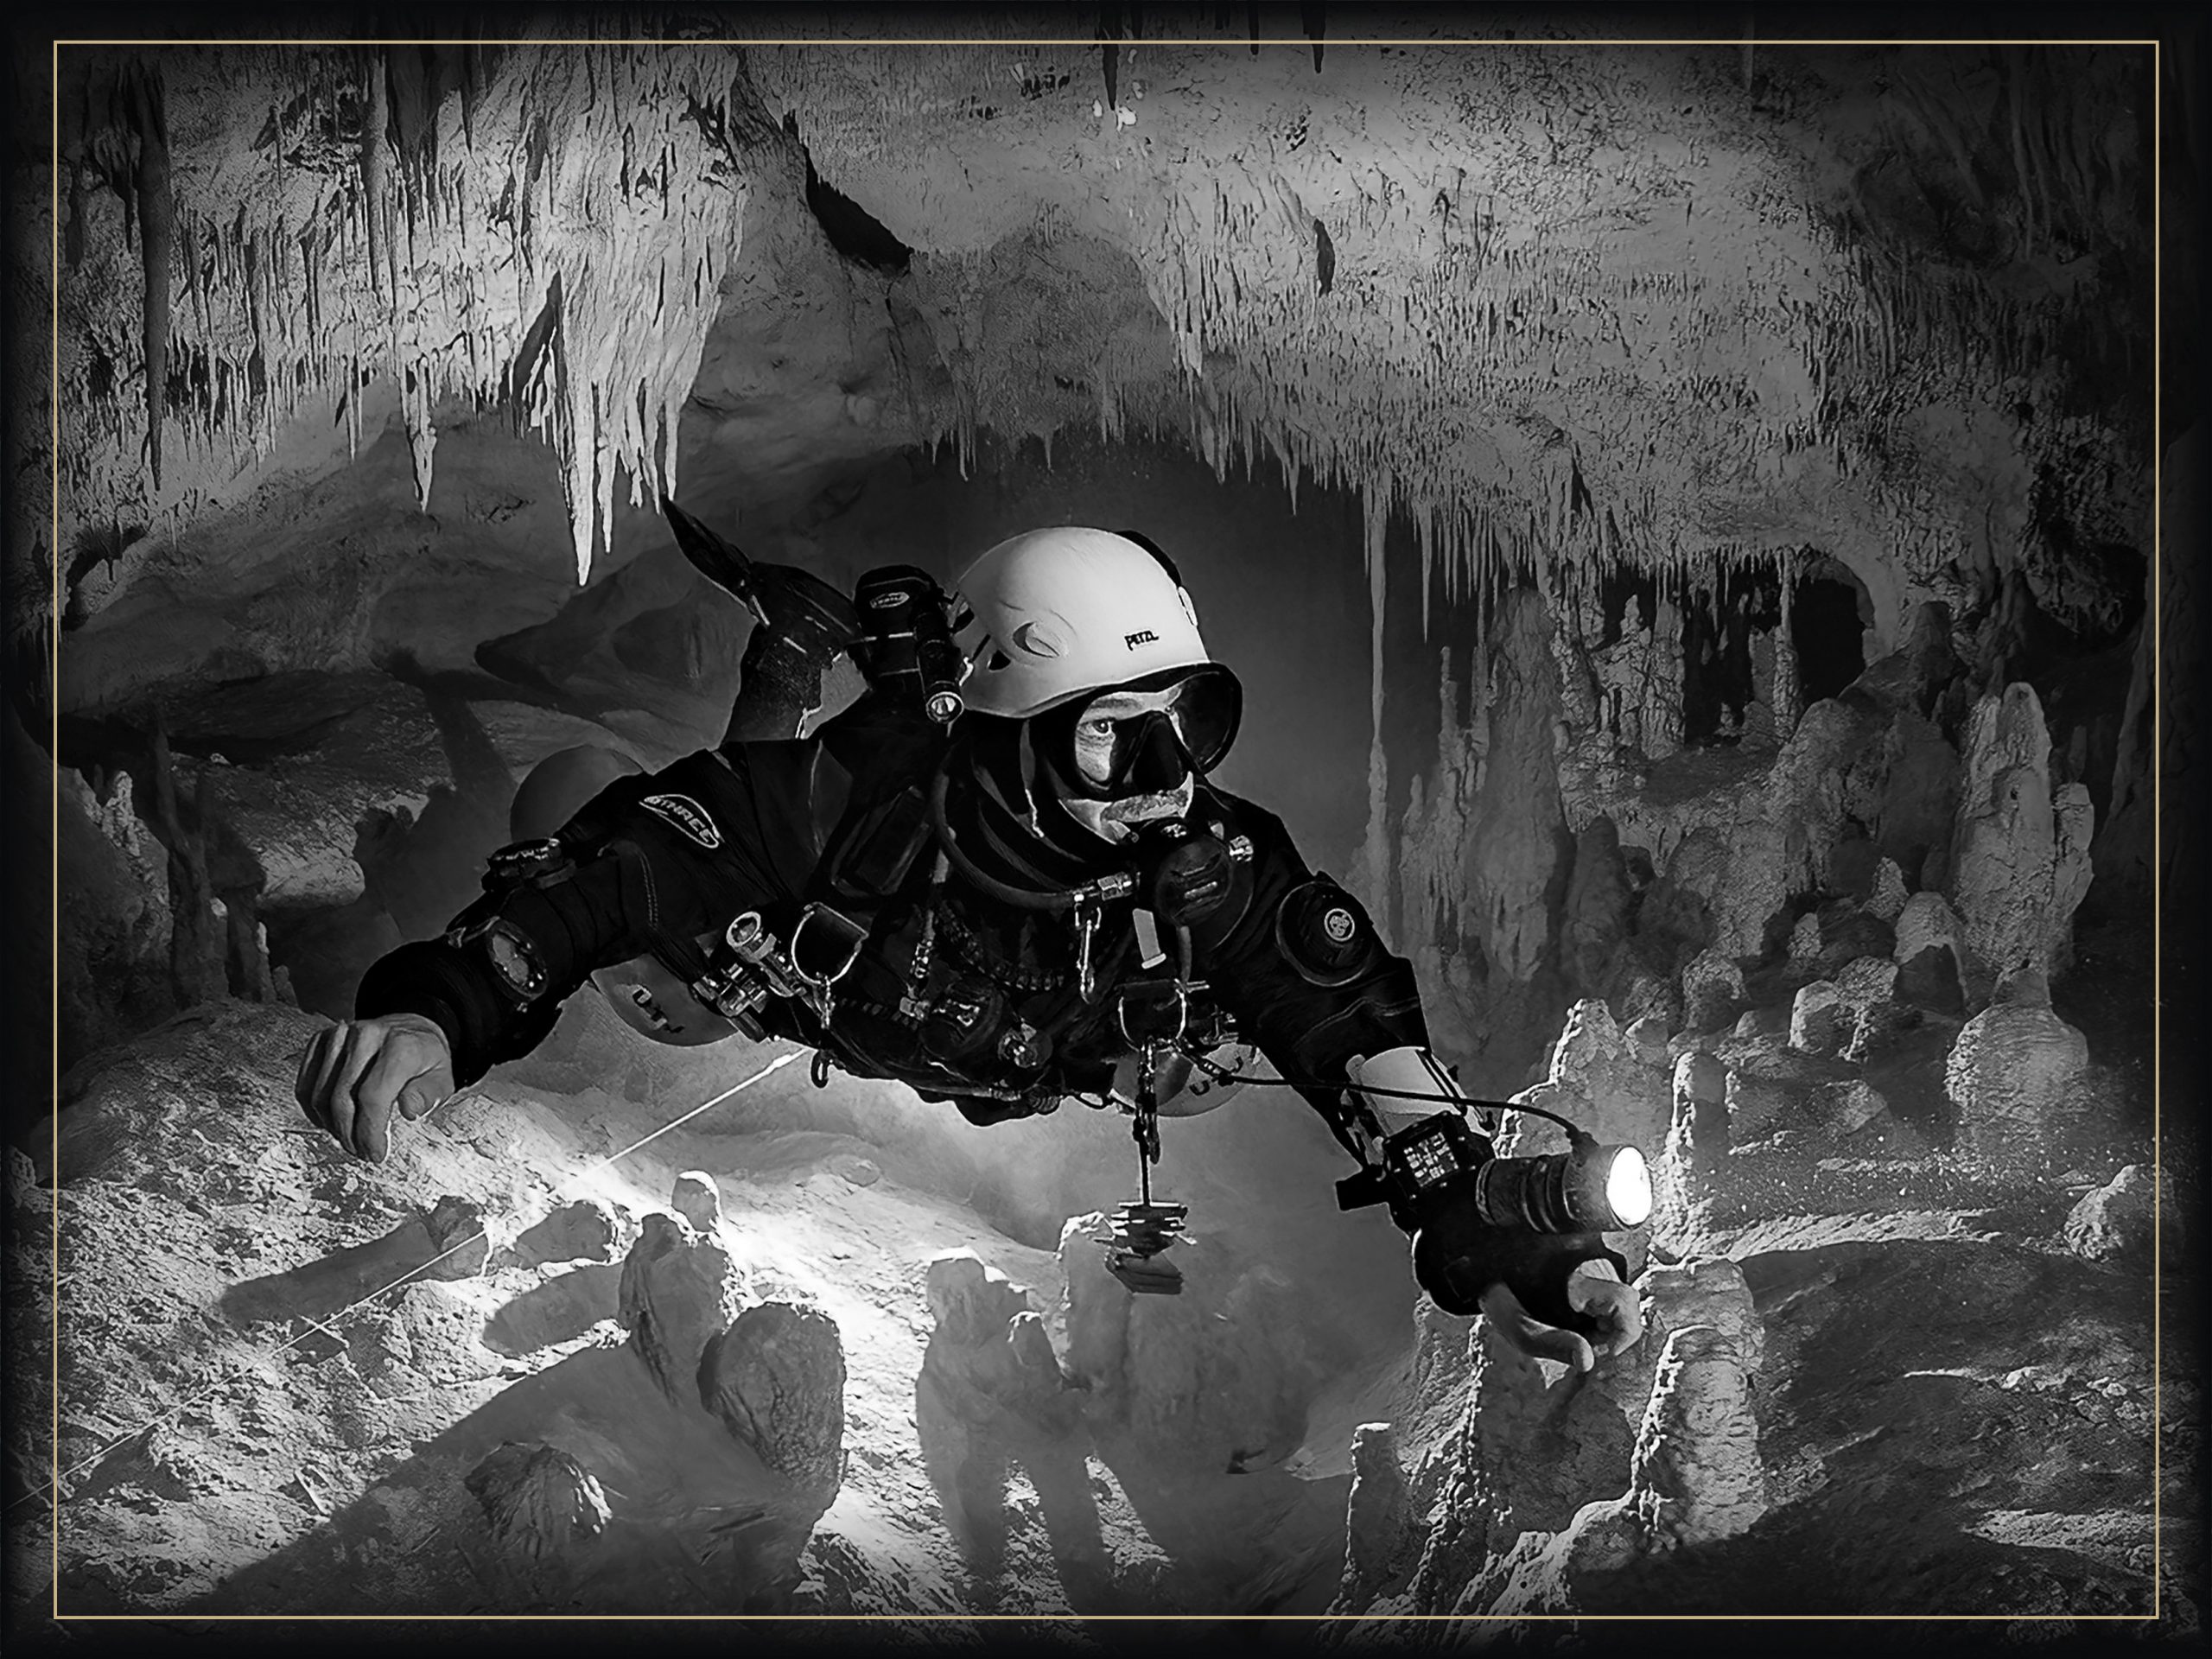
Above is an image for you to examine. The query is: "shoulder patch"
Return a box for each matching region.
[640,792,722,849]
[1275,875,1381,988]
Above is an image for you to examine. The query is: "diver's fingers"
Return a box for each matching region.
[350,1039,421,1164]
[395,1073,448,1122]
[390,1017,455,1120]
[355,1018,460,1157]
[326,1024,383,1159]
[1479,1281,1599,1375]
[295,1025,339,1130]
[1570,1277,1645,1357]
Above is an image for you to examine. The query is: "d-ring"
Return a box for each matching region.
[1115,982,1189,1048]
[790,904,867,991]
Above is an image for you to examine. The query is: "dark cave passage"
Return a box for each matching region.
[1792,565,1872,706]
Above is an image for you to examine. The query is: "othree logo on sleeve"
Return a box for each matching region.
[641,793,722,849]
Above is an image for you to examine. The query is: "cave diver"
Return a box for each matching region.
[295,503,1646,1371]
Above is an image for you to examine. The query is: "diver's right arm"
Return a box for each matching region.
[295,744,819,1160]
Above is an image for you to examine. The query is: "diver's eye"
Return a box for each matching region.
[1081,716,1117,739]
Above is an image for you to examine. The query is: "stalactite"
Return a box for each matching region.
[60,45,752,582]
[59,40,2137,632]
[129,61,173,491]
[1359,488,1393,929]
[1774,550,1802,735]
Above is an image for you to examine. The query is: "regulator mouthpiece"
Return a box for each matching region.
[1474,1141,1651,1234]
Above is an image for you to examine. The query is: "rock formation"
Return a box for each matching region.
[1656,1051,1729,1224]
[1339,1422,1414,1602]
[464,1440,613,1605]
[1484,1323,1767,1616]
[1945,968,2093,1177]
[1893,890,1970,1014]
[670,1169,722,1235]
[914,1250,1101,1595]
[509,1198,624,1269]
[700,1301,847,1524]
[1948,683,2097,985]
[2063,1164,2168,1263]
[617,1211,746,1402]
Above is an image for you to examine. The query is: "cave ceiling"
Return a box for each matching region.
[31,11,2158,702]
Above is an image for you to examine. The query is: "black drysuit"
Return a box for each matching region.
[353,696,1592,1319]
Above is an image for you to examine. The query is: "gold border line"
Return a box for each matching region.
[24,1623,2167,1630]
[2150,29,2164,1630]
[41,36,2168,48]
[48,32,62,1631]
[37,32,2171,1628]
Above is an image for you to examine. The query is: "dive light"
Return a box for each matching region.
[1475,1138,1652,1233]
[1379,1111,1652,1234]
[852,565,968,726]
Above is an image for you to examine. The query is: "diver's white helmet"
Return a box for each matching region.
[950,527,1218,720]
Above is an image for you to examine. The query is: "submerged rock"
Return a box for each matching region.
[1339,1421,1413,1603]
[1821,1078,1891,1136]
[1628,1324,1768,1548]
[1788,979,1846,1057]
[1945,972,2091,1177]
[1680,948,1746,1033]
[511,1198,624,1268]
[2062,1164,2167,1262]
[699,1300,846,1518]
[1624,1012,1672,1065]
[1893,891,1968,1014]
[465,1440,612,1599]
[1601,1255,1764,1427]
[1947,683,2094,983]
[1657,1051,1729,1230]
[916,1249,1096,1586]
[400,1194,492,1281]
[617,1211,744,1402]
[1832,953,1904,1062]
[671,1169,721,1234]
[1866,856,1910,923]
[1484,1319,1766,1614]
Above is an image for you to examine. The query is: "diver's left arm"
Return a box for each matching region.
[1192,797,1640,1370]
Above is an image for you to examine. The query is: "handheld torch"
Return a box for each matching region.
[1370,1109,1653,1236]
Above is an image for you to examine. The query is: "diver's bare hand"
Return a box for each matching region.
[1479,1264,1643,1375]
[294,1014,454,1163]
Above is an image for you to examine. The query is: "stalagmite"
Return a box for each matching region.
[1625,1325,1769,1548]
[1947,683,2094,982]
[1659,1052,1730,1221]
[1679,948,1746,1033]
[1945,966,2091,1178]
[916,1250,1095,1583]
[616,1211,744,1403]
